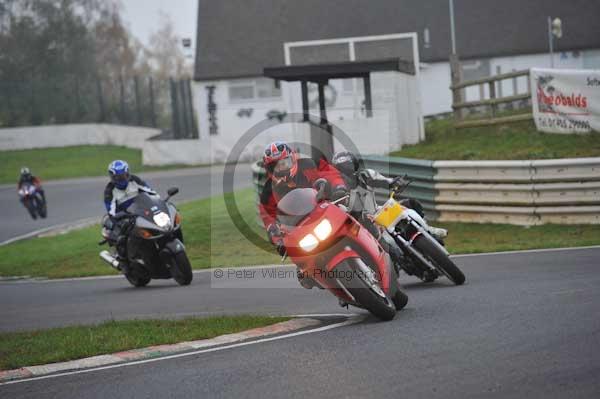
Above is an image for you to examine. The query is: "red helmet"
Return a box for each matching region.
[263,141,298,183]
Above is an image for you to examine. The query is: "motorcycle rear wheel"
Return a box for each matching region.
[413,235,465,285]
[125,273,151,287]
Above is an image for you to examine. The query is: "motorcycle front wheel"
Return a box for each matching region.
[336,259,396,321]
[169,251,193,286]
[24,199,37,219]
[412,235,465,285]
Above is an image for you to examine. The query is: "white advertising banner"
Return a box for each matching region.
[531,68,600,133]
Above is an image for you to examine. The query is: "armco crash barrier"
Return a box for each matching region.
[251,156,600,226]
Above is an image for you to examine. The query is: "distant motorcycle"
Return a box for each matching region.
[372,183,465,285]
[99,187,193,287]
[18,182,47,219]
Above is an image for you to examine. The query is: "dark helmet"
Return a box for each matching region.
[332,151,359,177]
[263,141,298,183]
[108,160,130,190]
[332,151,360,188]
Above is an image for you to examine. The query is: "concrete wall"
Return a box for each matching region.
[0,124,160,151]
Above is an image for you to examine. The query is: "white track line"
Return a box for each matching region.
[0,218,98,246]
[0,315,362,386]
[450,244,600,258]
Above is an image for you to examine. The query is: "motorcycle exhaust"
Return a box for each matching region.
[99,250,121,271]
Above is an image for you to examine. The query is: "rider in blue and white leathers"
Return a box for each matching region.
[103,161,155,216]
[102,160,156,268]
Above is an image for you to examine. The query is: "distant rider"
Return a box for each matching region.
[17,167,45,201]
[102,160,156,269]
[258,141,348,288]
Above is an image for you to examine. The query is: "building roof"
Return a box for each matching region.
[264,58,415,82]
[194,0,600,81]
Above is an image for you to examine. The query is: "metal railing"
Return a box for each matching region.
[251,156,600,226]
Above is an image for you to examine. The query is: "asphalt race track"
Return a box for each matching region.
[0,165,252,243]
[1,247,599,398]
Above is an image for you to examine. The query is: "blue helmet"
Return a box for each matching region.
[108,160,130,190]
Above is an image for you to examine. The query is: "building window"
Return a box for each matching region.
[228,84,254,101]
[228,78,281,102]
[257,79,281,98]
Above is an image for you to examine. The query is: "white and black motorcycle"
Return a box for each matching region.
[371,183,466,285]
[99,187,192,287]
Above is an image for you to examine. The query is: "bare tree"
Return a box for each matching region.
[145,12,191,80]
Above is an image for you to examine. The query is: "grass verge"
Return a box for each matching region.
[0,188,281,278]
[0,315,290,371]
[0,145,200,184]
[390,118,600,160]
[438,222,600,254]
[0,188,598,279]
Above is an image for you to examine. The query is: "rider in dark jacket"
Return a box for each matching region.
[17,167,45,201]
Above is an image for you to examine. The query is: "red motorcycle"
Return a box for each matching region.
[277,185,408,321]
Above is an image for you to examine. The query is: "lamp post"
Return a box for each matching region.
[449,0,463,120]
[449,0,457,55]
[547,17,562,68]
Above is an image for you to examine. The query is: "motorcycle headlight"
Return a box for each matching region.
[153,212,170,228]
[299,234,319,252]
[314,219,332,241]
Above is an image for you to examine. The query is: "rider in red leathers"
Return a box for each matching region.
[258,141,348,279]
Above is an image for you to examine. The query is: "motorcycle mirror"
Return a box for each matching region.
[166,187,179,198]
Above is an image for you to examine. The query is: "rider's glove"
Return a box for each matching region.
[389,175,408,190]
[330,185,349,205]
[312,178,331,201]
[267,223,282,243]
[267,224,287,257]
[357,170,372,187]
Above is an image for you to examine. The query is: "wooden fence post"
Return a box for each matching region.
[488,80,497,118]
[450,54,463,121]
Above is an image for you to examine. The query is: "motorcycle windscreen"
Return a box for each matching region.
[276,188,317,227]
[126,193,167,217]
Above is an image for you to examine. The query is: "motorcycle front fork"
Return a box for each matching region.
[390,230,439,279]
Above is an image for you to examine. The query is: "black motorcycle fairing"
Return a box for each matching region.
[163,238,185,255]
[125,193,177,235]
[119,194,184,279]
[126,192,169,217]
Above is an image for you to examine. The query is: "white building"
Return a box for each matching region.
[158,0,600,165]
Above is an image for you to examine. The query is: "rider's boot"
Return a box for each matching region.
[427,226,447,241]
[420,269,439,283]
[297,268,320,289]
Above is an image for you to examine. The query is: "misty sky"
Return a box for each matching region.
[120,0,197,50]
